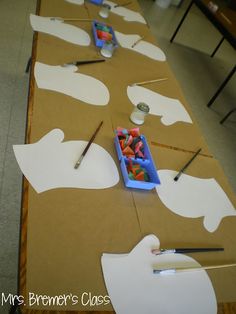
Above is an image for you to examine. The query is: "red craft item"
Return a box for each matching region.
[123,146,135,158]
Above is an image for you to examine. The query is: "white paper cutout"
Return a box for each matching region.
[127,85,192,126]
[13,129,119,193]
[30,14,90,46]
[65,0,84,4]
[34,62,110,106]
[156,170,236,232]
[104,1,146,24]
[64,0,146,24]
[102,234,217,314]
[115,31,166,62]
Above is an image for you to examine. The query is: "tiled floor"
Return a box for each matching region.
[0,0,235,313]
[0,0,36,313]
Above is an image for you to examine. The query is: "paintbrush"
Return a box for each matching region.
[153,263,236,275]
[74,121,103,169]
[50,17,93,22]
[63,59,105,67]
[152,247,224,255]
[114,1,132,8]
[220,12,232,24]
[131,36,145,48]
[131,78,168,87]
[174,148,202,181]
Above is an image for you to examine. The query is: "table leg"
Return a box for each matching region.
[211,36,224,57]
[25,57,31,74]
[170,0,194,43]
[220,108,236,124]
[207,65,236,107]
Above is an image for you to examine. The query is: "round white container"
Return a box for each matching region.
[100,41,115,58]
[130,103,150,125]
[99,4,111,18]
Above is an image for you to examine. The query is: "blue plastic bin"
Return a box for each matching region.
[92,21,118,48]
[90,0,103,4]
[114,134,161,190]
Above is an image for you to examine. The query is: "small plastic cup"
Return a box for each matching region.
[130,103,150,125]
[99,4,111,18]
[100,40,116,58]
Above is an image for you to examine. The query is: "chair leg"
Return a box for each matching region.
[25,57,31,73]
[220,108,236,124]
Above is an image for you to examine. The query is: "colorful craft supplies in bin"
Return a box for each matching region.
[126,159,150,182]
[92,21,118,48]
[114,127,161,190]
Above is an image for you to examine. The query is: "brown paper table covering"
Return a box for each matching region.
[134,146,236,302]
[21,0,236,311]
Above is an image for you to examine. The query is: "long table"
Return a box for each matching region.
[18,0,236,313]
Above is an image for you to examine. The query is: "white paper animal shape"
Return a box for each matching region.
[156,170,236,232]
[104,0,146,24]
[65,0,84,4]
[30,14,90,46]
[102,234,217,314]
[34,62,110,106]
[64,0,146,24]
[13,129,119,193]
[115,31,166,61]
[127,85,192,126]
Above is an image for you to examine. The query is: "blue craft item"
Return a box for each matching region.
[92,21,118,47]
[90,0,104,5]
[95,24,111,32]
[114,133,161,190]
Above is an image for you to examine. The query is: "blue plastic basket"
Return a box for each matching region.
[114,134,161,190]
[92,20,118,48]
[90,0,103,4]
